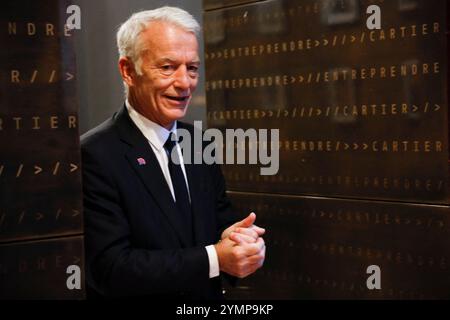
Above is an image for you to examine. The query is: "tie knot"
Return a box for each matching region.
[164,132,177,153]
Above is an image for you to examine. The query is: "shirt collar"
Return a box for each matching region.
[125,99,177,151]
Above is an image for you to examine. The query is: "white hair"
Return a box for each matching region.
[117,6,200,77]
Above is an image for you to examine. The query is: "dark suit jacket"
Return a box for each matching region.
[81,105,239,299]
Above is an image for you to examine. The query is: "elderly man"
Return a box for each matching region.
[81,6,265,299]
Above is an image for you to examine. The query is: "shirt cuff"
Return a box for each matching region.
[205,245,220,278]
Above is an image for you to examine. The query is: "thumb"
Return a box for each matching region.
[235,212,256,228]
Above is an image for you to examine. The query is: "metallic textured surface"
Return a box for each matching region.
[205,0,449,204]
[0,236,84,299]
[204,0,450,299]
[226,192,450,299]
[0,0,84,299]
[204,0,262,11]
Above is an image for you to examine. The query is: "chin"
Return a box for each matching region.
[167,108,188,120]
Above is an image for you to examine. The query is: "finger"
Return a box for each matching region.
[250,225,265,236]
[234,212,256,229]
[220,237,235,247]
[230,232,256,244]
[247,252,265,265]
[235,227,259,240]
[248,244,266,263]
[240,237,265,256]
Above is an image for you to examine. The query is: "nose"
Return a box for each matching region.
[173,65,191,91]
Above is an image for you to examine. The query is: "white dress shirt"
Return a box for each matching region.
[125,100,220,279]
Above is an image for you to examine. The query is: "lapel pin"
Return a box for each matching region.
[137,158,146,166]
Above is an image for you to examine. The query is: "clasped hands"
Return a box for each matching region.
[215,212,266,278]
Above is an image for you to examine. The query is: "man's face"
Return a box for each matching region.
[128,21,199,129]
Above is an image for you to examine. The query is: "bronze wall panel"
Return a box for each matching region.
[0,236,85,299]
[204,0,450,300]
[0,0,84,299]
[0,0,83,242]
[226,192,450,299]
[204,0,449,204]
[204,0,263,11]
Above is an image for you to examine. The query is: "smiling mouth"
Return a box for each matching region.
[164,95,189,102]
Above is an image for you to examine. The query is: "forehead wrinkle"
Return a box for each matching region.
[140,21,197,49]
[135,21,199,71]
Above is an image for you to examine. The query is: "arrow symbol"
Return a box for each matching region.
[217,51,222,58]
[73,256,81,264]
[435,104,441,111]
[353,143,359,150]
[323,39,329,46]
[268,111,273,117]
[211,52,215,59]
[344,143,350,150]
[66,72,74,81]
[34,165,42,175]
[315,40,320,47]
[70,163,78,172]
[316,109,322,116]
[72,209,80,217]
[290,76,296,83]
[412,105,419,112]
[363,144,368,150]
[35,212,44,221]
[205,53,209,59]
[284,110,289,117]
[351,35,356,43]
[261,111,266,118]
[299,75,304,82]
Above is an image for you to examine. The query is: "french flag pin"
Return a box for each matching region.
[137,157,146,166]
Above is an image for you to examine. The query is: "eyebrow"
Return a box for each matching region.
[156,58,200,65]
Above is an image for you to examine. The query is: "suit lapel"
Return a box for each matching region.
[114,106,190,247]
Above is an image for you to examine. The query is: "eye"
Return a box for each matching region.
[160,65,175,75]
[188,65,199,76]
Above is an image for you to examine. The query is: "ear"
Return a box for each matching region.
[118,57,137,87]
